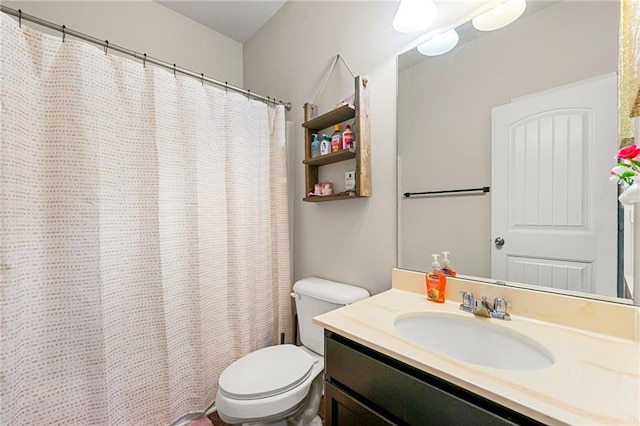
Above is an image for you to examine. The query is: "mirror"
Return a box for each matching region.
[397,0,636,304]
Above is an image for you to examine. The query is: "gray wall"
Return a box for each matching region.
[243,1,420,295]
[3,1,243,87]
[244,0,619,295]
[397,1,619,277]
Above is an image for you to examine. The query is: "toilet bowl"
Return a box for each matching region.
[216,345,323,424]
[215,277,370,425]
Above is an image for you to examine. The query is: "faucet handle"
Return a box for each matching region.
[459,291,475,309]
[493,297,512,314]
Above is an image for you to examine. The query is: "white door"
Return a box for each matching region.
[491,74,618,297]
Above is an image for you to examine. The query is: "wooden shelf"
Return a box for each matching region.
[303,192,357,202]
[302,105,355,131]
[302,75,370,202]
[303,149,355,166]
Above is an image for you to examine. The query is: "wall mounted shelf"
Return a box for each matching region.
[302,104,356,131]
[302,75,370,202]
[303,193,357,203]
[302,148,356,166]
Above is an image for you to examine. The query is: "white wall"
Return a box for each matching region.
[2,0,243,86]
[243,1,421,295]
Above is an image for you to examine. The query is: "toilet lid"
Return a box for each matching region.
[218,344,315,400]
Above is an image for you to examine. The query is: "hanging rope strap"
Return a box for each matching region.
[312,54,356,106]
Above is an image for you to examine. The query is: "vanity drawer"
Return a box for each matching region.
[325,381,396,426]
[325,331,541,425]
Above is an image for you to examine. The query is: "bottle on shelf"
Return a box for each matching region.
[342,124,354,150]
[320,134,331,155]
[331,124,342,153]
[311,133,320,158]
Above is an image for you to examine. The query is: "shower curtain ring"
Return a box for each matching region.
[201,73,204,87]
[18,9,22,28]
[225,82,228,94]
[247,90,251,101]
[143,53,147,68]
[62,25,66,42]
[173,64,176,78]
[104,40,109,55]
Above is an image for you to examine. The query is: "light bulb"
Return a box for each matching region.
[472,0,527,32]
[392,0,439,34]
[417,29,459,56]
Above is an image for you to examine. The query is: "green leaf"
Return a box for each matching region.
[621,171,635,178]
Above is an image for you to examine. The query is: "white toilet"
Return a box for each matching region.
[215,277,370,425]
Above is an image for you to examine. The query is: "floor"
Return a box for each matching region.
[208,396,325,425]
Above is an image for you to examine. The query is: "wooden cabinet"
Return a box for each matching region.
[325,382,393,425]
[302,75,370,202]
[324,331,544,426]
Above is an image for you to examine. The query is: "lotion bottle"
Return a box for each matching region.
[311,134,320,158]
[426,254,447,303]
[320,134,331,155]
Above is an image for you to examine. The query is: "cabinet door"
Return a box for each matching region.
[325,382,395,426]
[325,332,535,426]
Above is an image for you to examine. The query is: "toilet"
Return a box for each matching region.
[215,277,370,425]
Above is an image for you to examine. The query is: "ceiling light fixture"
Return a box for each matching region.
[417,29,460,56]
[392,0,439,34]
[472,0,527,32]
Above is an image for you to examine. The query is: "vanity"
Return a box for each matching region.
[314,269,640,425]
[323,331,542,425]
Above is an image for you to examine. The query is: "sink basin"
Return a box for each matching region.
[394,313,554,370]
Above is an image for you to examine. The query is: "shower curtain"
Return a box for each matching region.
[0,14,291,425]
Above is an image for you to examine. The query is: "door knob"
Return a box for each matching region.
[494,237,505,247]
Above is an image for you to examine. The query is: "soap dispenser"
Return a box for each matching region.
[425,254,447,303]
[441,251,457,277]
[311,134,320,158]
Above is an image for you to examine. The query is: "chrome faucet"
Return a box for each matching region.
[459,291,511,320]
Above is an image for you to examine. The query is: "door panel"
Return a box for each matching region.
[508,111,589,230]
[492,74,617,296]
[507,256,592,293]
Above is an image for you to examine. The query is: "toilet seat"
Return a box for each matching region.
[216,345,324,424]
[218,344,314,400]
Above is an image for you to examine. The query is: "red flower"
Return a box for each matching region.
[616,144,640,160]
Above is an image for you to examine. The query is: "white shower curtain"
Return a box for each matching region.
[0,14,291,425]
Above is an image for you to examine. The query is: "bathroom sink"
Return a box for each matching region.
[394,313,554,370]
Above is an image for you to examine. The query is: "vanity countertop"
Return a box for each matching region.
[313,272,640,425]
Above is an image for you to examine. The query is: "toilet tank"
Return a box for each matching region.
[293,277,369,356]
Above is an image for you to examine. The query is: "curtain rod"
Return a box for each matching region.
[0,6,292,111]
